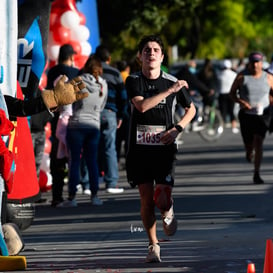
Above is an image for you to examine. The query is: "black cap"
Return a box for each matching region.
[58,44,77,62]
[248,52,263,62]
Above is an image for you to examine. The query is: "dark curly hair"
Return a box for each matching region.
[138,35,165,54]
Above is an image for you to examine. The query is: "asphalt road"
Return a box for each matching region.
[10,127,273,273]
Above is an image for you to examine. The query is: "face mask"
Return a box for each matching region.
[189,67,196,74]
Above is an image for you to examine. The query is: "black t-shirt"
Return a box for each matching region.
[46,64,79,89]
[46,64,79,135]
[125,71,192,151]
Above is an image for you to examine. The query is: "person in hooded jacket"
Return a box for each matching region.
[59,54,108,207]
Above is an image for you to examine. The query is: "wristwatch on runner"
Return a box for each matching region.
[174,124,184,133]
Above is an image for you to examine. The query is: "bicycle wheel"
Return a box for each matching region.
[198,106,224,142]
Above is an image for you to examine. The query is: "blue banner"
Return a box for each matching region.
[76,0,100,54]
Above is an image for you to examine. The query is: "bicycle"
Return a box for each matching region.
[197,101,224,141]
[175,91,224,142]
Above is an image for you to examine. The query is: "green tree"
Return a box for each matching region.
[96,0,273,63]
[97,0,200,62]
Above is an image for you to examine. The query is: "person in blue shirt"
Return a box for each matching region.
[95,45,128,193]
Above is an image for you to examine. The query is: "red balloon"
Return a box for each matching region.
[52,26,71,44]
[49,12,59,31]
[39,170,47,192]
[44,139,52,154]
[51,0,77,13]
[78,12,86,25]
[48,60,57,69]
[39,170,52,192]
[44,122,51,139]
[74,55,88,70]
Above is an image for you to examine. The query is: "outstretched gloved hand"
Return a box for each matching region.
[41,75,88,109]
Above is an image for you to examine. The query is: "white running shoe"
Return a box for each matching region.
[76,184,83,194]
[83,189,91,195]
[77,185,91,195]
[145,243,161,263]
[106,187,124,194]
[162,203,177,236]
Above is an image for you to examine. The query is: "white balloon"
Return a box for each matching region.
[71,25,90,42]
[47,44,60,61]
[46,172,52,187]
[60,10,80,29]
[81,41,92,56]
[40,154,50,173]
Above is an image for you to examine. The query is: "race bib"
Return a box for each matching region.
[136,124,166,145]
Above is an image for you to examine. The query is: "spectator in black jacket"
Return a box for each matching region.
[175,61,214,106]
